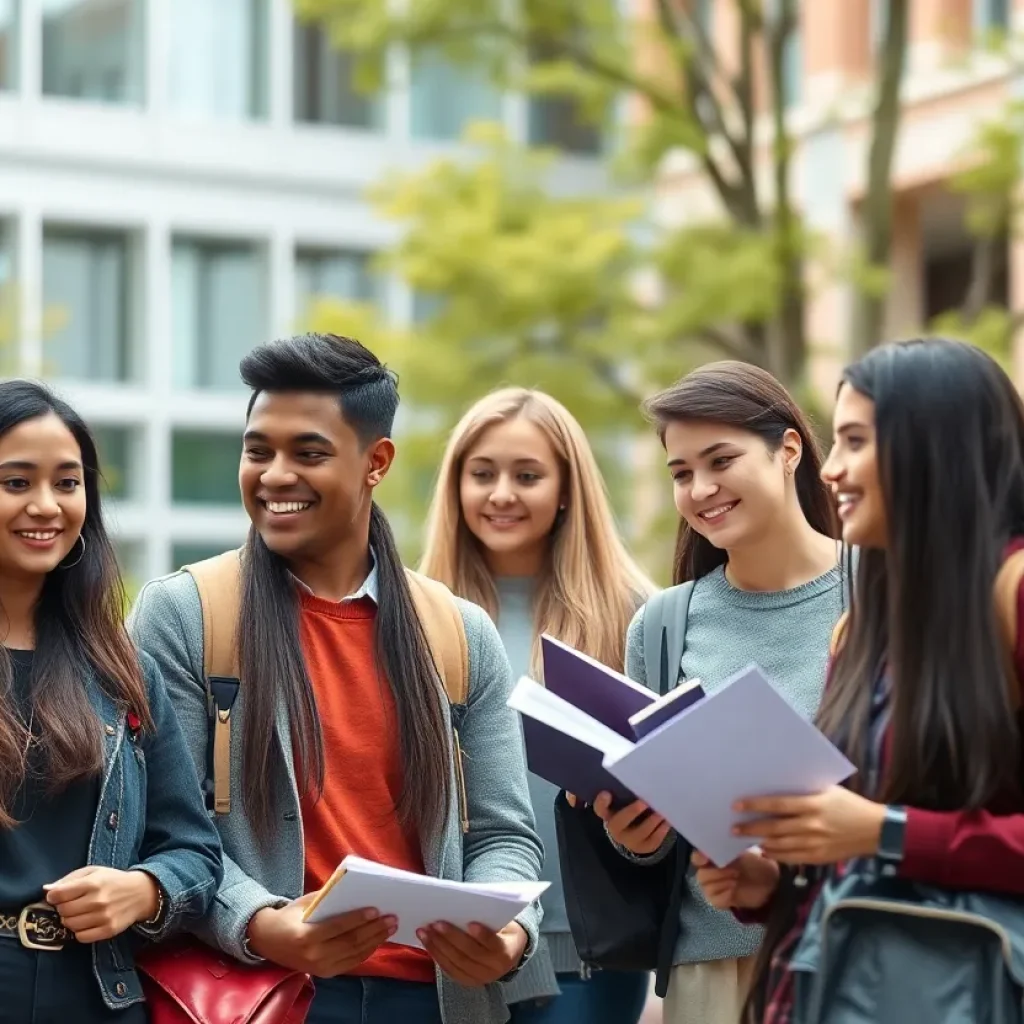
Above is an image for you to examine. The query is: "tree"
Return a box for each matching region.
[296,0,913,387]
[928,98,1024,369]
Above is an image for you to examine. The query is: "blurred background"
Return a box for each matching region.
[0,0,1019,600]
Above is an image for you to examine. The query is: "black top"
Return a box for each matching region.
[0,649,100,907]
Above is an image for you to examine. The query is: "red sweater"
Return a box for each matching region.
[298,591,434,983]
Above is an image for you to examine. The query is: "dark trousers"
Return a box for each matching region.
[508,969,651,1024]
[0,937,148,1024]
[307,975,443,1024]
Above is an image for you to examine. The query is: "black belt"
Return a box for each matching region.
[0,902,73,950]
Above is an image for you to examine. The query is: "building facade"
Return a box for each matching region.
[0,0,607,585]
[654,0,1024,395]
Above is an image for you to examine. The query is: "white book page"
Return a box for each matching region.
[507,677,635,761]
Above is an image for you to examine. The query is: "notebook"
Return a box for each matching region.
[302,855,549,948]
[604,664,856,866]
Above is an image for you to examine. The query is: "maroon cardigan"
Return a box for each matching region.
[901,540,1024,894]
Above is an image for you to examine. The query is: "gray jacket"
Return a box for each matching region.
[128,569,544,1024]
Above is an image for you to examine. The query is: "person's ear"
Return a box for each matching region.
[367,438,395,488]
[780,428,802,478]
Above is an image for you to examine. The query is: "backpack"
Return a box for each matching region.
[640,582,696,997]
[791,548,1024,1024]
[181,549,471,831]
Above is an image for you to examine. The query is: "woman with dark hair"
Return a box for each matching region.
[696,338,1024,1022]
[0,380,222,1022]
[584,361,844,1024]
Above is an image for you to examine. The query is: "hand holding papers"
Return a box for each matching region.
[302,856,549,949]
[508,644,855,867]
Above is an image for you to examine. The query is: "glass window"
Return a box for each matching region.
[409,51,502,141]
[976,0,1010,31]
[92,425,134,500]
[295,248,378,312]
[782,20,802,107]
[168,0,268,120]
[171,431,242,505]
[526,44,602,155]
[0,1,17,90]
[42,0,143,104]
[293,23,381,130]
[172,238,265,390]
[43,226,132,382]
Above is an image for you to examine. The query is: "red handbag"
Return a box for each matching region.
[136,938,314,1024]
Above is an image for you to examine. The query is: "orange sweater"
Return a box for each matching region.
[298,591,434,983]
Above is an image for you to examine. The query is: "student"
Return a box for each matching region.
[695,338,1024,1023]
[594,362,843,1024]
[420,387,655,1023]
[0,380,222,1023]
[129,333,544,1024]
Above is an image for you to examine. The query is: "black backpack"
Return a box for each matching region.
[555,583,694,997]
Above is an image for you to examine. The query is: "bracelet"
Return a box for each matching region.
[142,879,166,926]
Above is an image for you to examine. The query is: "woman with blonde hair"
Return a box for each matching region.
[421,387,654,1023]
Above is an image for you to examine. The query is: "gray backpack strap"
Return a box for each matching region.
[642,582,696,696]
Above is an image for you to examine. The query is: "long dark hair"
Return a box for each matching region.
[236,334,451,841]
[0,380,150,829]
[643,361,838,584]
[822,338,1024,808]
[746,338,1024,1023]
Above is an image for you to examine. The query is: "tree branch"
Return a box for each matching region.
[850,0,910,357]
[961,233,1001,323]
[695,324,765,365]
[653,0,758,225]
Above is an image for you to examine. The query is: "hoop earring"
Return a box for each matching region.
[60,534,86,570]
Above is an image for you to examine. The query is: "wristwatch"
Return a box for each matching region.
[877,804,908,868]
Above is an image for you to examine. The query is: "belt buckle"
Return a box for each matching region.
[17,902,67,951]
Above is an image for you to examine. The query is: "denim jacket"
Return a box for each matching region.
[84,650,223,1010]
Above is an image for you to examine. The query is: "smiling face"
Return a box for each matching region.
[664,419,799,552]
[821,383,886,549]
[459,416,564,576]
[239,391,394,564]
[0,413,87,583]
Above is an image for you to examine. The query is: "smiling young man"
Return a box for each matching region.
[128,333,543,1024]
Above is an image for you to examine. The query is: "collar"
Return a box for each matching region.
[290,549,379,605]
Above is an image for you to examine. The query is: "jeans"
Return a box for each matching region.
[508,970,650,1024]
[0,938,148,1024]
[307,975,443,1024]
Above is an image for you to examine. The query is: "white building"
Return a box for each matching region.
[0,0,609,588]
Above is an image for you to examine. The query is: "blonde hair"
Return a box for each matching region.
[420,388,655,676]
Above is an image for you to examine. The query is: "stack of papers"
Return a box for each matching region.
[302,856,549,948]
[509,658,856,866]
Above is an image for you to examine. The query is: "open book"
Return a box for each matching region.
[513,634,704,804]
[302,856,549,948]
[509,659,856,866]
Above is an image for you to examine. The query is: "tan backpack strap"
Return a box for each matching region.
[829,611,850,658]
[183,550,243,680]
[182,549,244,815]
[406,570,470,705]
[406,570,471,834]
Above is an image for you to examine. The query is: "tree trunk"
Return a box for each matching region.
[849,0,910,357]
[765,0,805,386]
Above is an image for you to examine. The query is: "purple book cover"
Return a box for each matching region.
[629,679,706,740]
[520,717,638,806]
[540,635,654,738]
